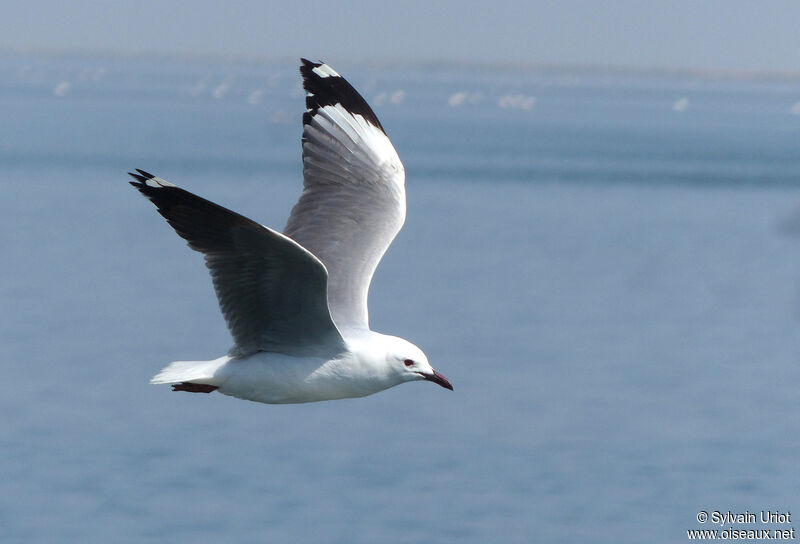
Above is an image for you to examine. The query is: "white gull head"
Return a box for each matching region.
[349,333,452,391]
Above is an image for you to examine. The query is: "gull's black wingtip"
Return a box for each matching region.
[128,169,169,195]
[299,58,385,134]
[128,171,147,185]
[299,58,324,79]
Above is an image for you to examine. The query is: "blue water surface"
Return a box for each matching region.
[2,54,800,543]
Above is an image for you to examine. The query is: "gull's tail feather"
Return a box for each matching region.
[150,357,230,390]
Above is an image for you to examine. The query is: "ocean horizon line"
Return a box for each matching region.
[4,45,800,83]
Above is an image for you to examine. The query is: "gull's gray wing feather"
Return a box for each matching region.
[129,170,345,357]
[284,60,406,330]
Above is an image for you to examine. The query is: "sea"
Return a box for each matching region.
[2,53,800,543]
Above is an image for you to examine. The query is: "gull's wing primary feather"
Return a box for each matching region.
[284,59,406,330]
[129,170,345,357]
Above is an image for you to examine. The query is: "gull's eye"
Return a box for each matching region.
[404,359,414,367]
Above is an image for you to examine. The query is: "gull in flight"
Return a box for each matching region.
[129,59,452,404]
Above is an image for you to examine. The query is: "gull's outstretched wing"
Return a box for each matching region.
[130,170,345,357]
[284,59,406,330]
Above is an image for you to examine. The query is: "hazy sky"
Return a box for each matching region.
[2,0,799,71]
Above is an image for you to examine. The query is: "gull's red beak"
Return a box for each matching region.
[422,369,453,391]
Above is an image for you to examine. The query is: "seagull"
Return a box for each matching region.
[129,59,452,404]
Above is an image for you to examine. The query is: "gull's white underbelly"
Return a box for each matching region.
[215,351,394,404]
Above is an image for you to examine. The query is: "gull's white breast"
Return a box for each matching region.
[216,349,398,404]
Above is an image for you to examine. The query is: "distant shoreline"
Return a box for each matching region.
[3,46,800,83]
